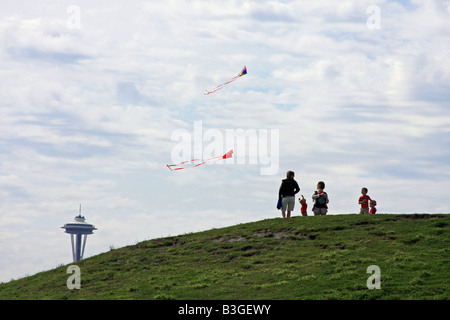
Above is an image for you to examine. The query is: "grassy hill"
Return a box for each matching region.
[0,214,448,300]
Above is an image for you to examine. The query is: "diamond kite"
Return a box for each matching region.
[167,150,233,171]
[204,66,247,95]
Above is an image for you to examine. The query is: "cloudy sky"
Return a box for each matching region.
[1,0,449,283]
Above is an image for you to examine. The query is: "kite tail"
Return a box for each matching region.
[204,77,239,95]
[223,76,240,84]
[204,66,246,95]
[166,150,233,171]
[204,87,224,95]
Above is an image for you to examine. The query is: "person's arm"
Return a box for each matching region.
[294,181,300,195]
[279,182,284,198]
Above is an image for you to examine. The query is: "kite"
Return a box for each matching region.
[167,149,233,171]
[204,66,247,95]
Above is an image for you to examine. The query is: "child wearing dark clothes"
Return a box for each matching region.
[312,181,329,216]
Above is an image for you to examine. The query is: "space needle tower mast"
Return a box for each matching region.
[62,205,97,262]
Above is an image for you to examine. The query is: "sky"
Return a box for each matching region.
[0,0,449,283]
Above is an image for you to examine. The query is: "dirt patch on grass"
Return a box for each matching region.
[255,231,316,240]
[212,236,247,243]
[400,214,437,220]
[212,229,317,243]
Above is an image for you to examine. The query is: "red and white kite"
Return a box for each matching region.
[167,150,233,171]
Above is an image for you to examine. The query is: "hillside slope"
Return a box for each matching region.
[0,214,448,300]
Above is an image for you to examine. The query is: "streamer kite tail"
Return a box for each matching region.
[204,66,247,95]
[167,149,233,171]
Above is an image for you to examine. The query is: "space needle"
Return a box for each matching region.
[62,205,97,262]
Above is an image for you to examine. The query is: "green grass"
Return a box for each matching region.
[0,214,448,300]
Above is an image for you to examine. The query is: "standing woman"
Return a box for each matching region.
[278,171,300,219]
